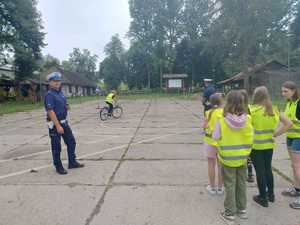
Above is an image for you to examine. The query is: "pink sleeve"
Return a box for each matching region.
[212,121,221,140]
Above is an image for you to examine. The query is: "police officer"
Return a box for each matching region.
[44,72,84,175]
[202,78,216,112]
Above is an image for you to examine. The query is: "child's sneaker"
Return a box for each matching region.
[290,197,300,209]
[282,187,300,197]
[220,211,235,223]
[217,186,224,195]
[237,209,248,219]
[206,185,216,195]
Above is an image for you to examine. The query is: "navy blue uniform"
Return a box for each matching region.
[44,89,77,168]
[203,85,216,112]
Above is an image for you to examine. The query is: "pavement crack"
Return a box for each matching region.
[85,99,152,225]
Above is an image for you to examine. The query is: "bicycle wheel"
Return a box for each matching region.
[112,106,123,119]
[100,107,109,121]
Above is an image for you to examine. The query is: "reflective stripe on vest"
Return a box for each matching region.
[285,100,300,138]
[253,139,274,144]
[251,105,279,150]
[219,155,249,161]
[219,144,252,150]
[217,115,253,167]
[254,129,274,134]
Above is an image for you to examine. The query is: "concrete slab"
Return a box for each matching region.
[0,185,105,225]
[0,98,298,225]
[0,159,50,177]
[0,144,48,160]
[0,161,118,185]
[89,186,225,225]
[133,132,202,144]
[125,143,204,160]
[114,160,206,186]
[89,184,300,225]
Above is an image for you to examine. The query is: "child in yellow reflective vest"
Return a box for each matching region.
[212,90,253,222]
[250,86,291,207]
[203,93,224,195]
[281,81,300,209]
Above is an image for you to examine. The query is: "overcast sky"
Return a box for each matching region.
[37,0,131,63]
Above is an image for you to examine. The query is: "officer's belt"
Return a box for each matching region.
[60,119,67,124]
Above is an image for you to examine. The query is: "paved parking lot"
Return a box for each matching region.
[0,98,299,225]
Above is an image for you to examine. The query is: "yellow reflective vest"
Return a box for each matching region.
[217,115,253,167]
[204,108,223,146]
[250,105,279,150]
[105,93,114,104]
[285,99,300,138]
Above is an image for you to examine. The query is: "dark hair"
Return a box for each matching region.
[282,81,299,101]
[253,86,274,116]
[224,90,245,116]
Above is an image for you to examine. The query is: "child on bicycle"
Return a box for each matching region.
[105,90,117,116]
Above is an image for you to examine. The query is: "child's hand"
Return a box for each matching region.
[202,121,208,129]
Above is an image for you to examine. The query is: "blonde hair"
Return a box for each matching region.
[253,86,274,116]
[223,90,245,116]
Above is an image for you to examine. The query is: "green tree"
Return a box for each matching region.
[291,1,300,48]
[40,54,60,71]
[62,48,98,78]
[100,34,126,90]
[0,0,45,79]
[209,0,296,69]
[129,0,157,88]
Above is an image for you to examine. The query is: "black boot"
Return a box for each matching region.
[253,195,268,207]
[268,193,275,203]
[68,161,85,169]
[56,166,68,175]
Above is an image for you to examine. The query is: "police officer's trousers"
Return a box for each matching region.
[49,122,77,168]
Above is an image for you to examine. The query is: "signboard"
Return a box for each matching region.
[168,79,182,88]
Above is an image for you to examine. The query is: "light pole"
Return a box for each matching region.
[33,70,42,102]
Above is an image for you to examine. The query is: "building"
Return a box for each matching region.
[26,67,97,100]
[0,65,15,102]
[218,60,300,98]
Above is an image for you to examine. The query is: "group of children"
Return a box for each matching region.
[203,81,300,223]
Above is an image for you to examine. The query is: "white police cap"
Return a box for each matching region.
[203,78,213,82]
[47,72,62,81]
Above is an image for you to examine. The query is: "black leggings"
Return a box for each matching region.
[250,149,274,199]
[106,102,113,115]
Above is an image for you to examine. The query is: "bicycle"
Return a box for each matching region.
[97,103,123,121]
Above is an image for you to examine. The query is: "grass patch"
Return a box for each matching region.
[0,101,44,115]
[0,95,104,115]
[119,92,199,100]
[0,92,198,115]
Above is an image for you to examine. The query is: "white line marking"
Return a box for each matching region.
[0,129,199,180]
[0,136,121,164]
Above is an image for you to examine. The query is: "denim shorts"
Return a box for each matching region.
[287,138,300,154]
